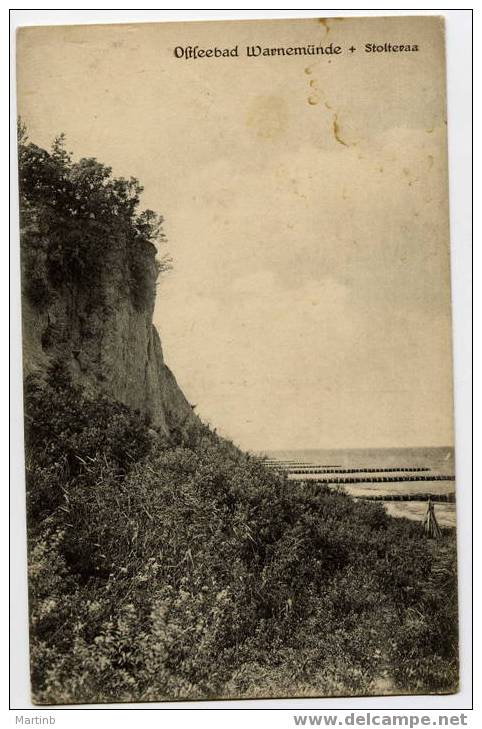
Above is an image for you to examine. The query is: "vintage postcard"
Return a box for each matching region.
[16,15,458,704]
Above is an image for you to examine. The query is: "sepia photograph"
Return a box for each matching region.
[14,14,461,705]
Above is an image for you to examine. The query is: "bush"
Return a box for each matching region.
[25,364,153,526]
[18,125,167,312]
[24,372,458,704]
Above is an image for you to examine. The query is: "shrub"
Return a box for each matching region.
[24,372,459,704]
[18,125,168,312]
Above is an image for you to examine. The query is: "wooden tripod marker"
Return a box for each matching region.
[423,498,442,539]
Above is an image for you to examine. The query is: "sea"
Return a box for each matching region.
[262,446,454,473]
[260,447,456,528]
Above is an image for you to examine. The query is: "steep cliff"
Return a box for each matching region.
[19,133,194,436]
[21,247,193,436]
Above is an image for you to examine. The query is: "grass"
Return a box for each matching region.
[25,369,459,704]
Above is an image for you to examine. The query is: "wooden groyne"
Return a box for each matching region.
[284,467,430,475]
[288,474,455,485]
[359,492,456,503]
[262,461,341,468]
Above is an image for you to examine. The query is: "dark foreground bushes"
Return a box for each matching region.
[25,371,458,704]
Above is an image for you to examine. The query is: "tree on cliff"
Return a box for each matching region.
[18,120,171,311]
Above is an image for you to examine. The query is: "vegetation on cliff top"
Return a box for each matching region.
[18,121,170,312]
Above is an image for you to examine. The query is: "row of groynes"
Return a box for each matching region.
[263,459,341,464]
[357,492,456,503]
[286,474,455,484]
[275,467,431,474]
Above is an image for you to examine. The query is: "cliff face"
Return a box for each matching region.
[18,136,197,437]
[21,226,194,437]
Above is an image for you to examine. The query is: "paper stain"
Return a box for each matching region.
[290,178,307,200]
[246,96,288,140]
[403,167,419,186]
[306,77,330,108]
[307,77,320,106]
[333,115,349,147]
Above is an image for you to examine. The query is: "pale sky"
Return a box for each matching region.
[17,16,455,451]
